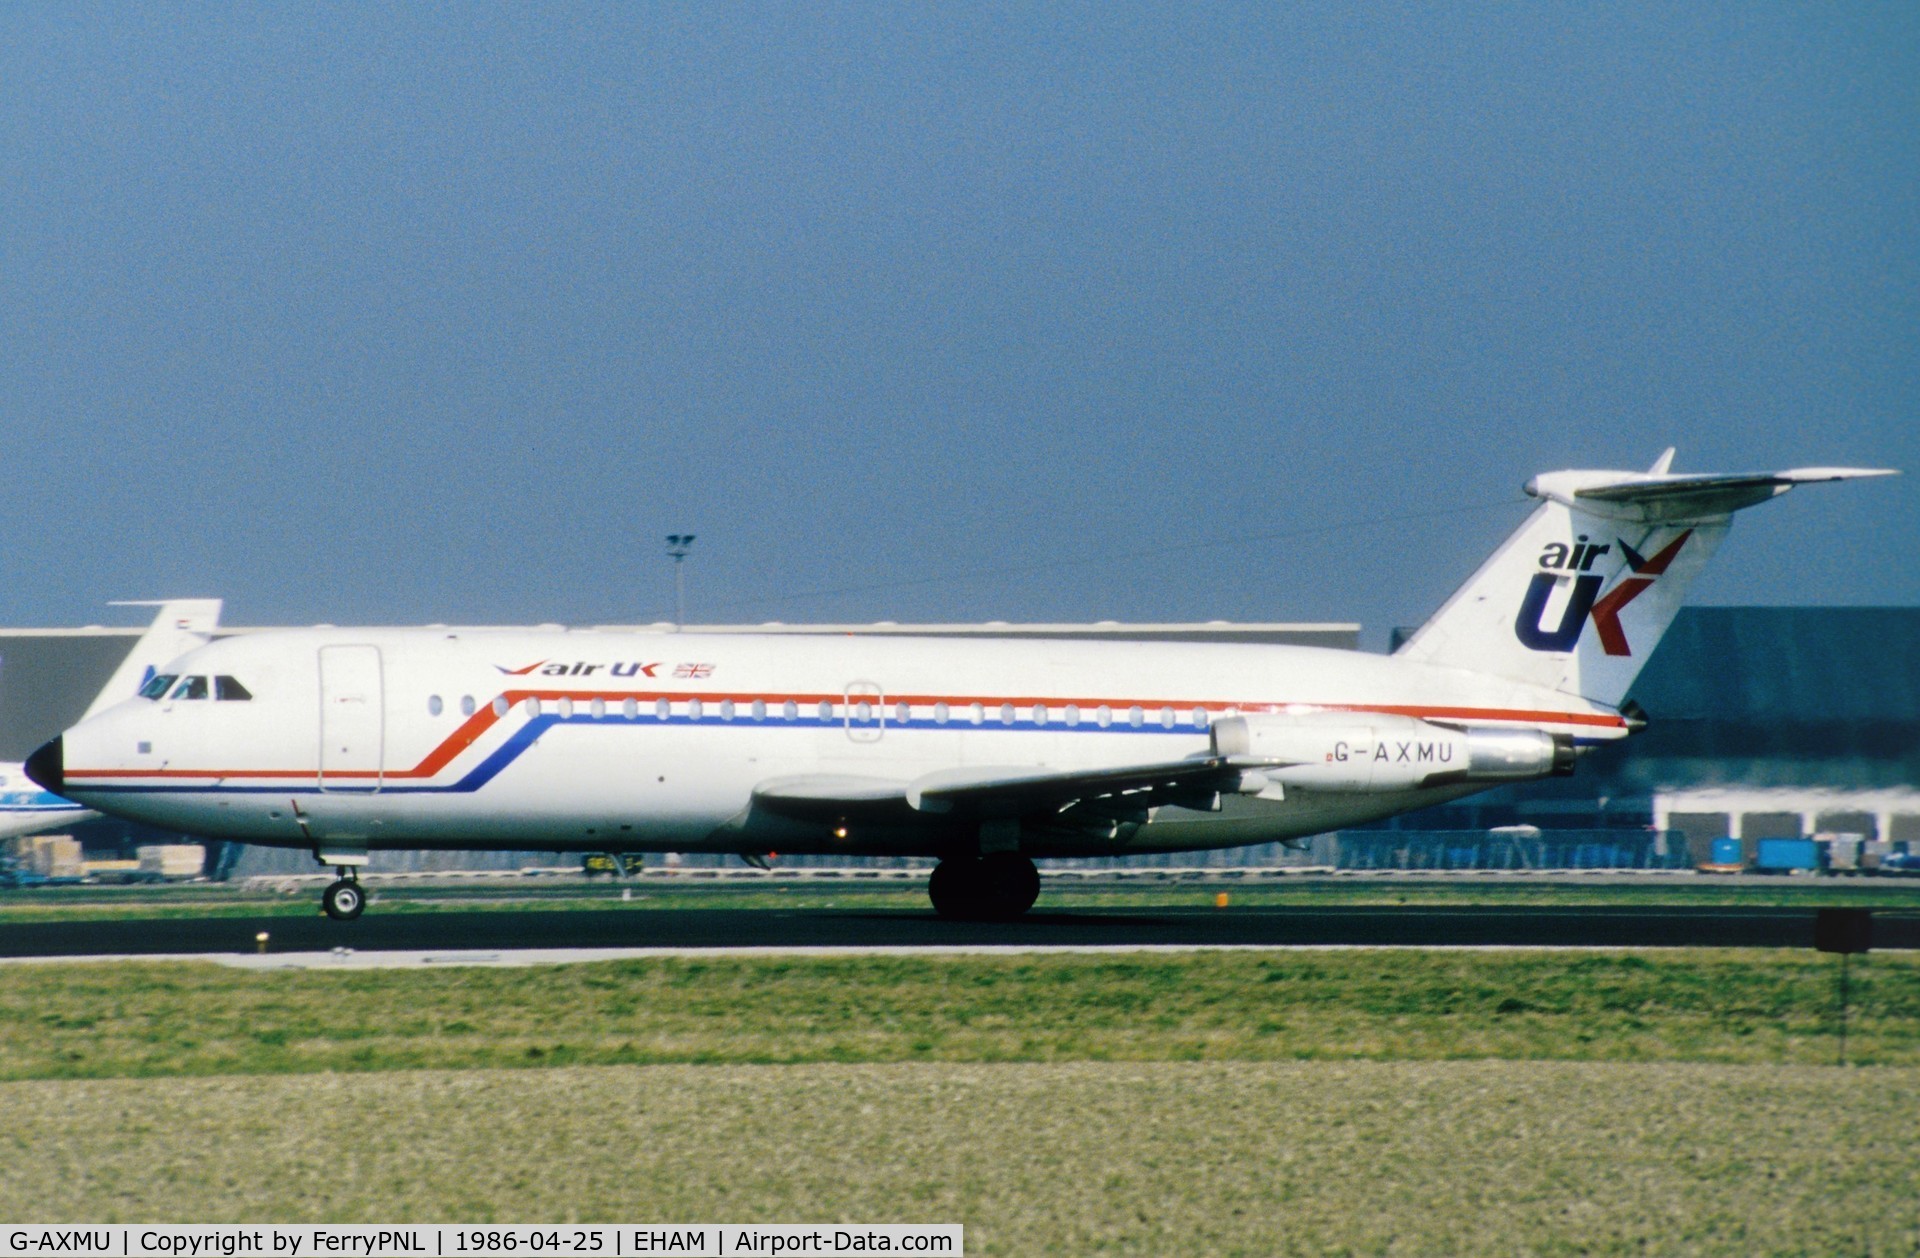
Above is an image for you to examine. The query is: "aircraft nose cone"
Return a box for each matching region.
[24,737,63,795]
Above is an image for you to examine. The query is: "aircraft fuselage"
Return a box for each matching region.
[42,627,1623,859]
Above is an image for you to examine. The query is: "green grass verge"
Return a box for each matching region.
[4,950,1916,1080]
[4,1060,1916,1255]
[4,876,1919,921]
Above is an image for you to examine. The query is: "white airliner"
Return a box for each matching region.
[0,601,221,843]
[26,456,1894,920]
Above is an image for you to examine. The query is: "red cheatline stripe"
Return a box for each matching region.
[63,689,1626,782]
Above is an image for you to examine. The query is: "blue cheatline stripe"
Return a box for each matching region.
[448,709,1202,793]
[0,792,85,811]
[74,708,1208,797]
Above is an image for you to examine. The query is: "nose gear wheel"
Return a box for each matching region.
[321,874,365,921]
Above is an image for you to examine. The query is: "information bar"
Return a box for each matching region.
[2,1227,962,1258]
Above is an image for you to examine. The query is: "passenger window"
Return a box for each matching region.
[895,702,910,724]
[1192,708,1208,727]
[720,699,735,721]
[527,697,543,717]
[782,700,797,721]
[141,674,178,700]
[171,676,209,701]
[428,695,444,717]
[461,696,476,717]
[655,698,670,720]
[214,676,253,701]
[1128,706,1144,727]
[934,702,949,724]
[591,697,606,719]
[999,703,1015,725]
[623,698,638,719]
[558,698,574,719]
[688,699,703,721]
[969,703,984,725]
[752,699,766,721]
[1064,705,1079,727]
[1096,705,1112,727]
[1033,704,1048,726]
[493,697,509,716]
[818,701,832,721]
[1160,707,1175,728]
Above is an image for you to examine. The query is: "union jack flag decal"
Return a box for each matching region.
[674,662,715,679]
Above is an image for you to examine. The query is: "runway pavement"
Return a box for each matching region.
[3,902,1916,959]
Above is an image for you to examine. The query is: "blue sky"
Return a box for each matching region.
[2,4,1912,645]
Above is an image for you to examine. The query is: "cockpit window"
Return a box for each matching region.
[170,676,210,701]
[214,676,253,701]
[140,674,179,700]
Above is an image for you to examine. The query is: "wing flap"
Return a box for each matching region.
[908,757,1232,815]
[751,758,1237,824]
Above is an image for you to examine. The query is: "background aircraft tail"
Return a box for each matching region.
[79,599,223,720]
[0,600,221,844]
[1394,453,1894,711]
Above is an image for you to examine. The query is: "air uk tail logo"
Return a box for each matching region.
[1514,530,1692,656]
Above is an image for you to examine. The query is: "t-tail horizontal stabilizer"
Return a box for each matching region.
[1394,453,1895,710]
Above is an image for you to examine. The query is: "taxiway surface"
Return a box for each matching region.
[3,902,1916,958]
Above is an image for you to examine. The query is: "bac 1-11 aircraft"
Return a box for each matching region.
[25,454,1894,920]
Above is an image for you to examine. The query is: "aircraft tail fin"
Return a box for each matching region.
[80,599,223,720]
[1394,454,1895,710]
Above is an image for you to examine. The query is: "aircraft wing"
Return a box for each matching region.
[745,775,913,824]
[752,756,1238,823]
[905,758,1235,815]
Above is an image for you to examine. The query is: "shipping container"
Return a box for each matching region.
[1756,838,1820,871]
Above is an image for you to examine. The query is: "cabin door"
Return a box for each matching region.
[318,645,385,791]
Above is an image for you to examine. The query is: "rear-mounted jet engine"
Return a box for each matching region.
[1209,712,1576,792]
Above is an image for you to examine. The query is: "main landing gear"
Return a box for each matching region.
[321,871,366,921]
[928,852,1041,921]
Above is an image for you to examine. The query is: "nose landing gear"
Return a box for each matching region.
[321,872,365,921]
[928,852,1041,920]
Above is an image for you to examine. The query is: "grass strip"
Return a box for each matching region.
[4,1060,1916,1255]
[4,877,1919,921]
[3,950,1917,1079]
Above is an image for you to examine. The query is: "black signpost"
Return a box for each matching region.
[1815,908,1873,1066]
